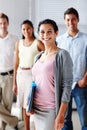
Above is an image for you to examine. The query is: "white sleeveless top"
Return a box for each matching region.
[19,39,39,68]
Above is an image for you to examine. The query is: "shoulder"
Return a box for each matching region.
[34,38,38,43]
[56,49,72,64]
[57,33,66,41]
[34,51,44,63]
[15,39,23,48]
[56,33,67,46]
[79,31,87,36]
[36,39,45,51]
[78,32,87,39]
[56,49,69,57]
[36,39,42,44]
[78,32,87,45]
[55,49,73,73]
[32,38,39,46]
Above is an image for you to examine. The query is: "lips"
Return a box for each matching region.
[43,38,51,41]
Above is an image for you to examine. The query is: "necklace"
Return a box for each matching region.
[23,39,35,46]
[39,49,58,63]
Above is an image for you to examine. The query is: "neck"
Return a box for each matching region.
[45,45,58,55]
[23,37,35,46]
[68,29,79,37]
[0,31,8,38]
[24,37,35,42]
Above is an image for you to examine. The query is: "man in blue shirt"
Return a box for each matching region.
[57,7,87,130]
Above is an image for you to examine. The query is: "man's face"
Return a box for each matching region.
[0,18,9,34]
[64,14,79,32]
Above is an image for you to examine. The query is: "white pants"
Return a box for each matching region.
[17,68,32,109]
[0,74,18,129]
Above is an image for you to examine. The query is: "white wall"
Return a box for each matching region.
[0,0,87,38]
[0,0,29,38]
[32,0,87,36]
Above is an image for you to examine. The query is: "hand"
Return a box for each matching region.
[26,109,34,116]
[77,79,87,88]
[77,72,87,88]
[13,85,17,95]
[55,114,64,130]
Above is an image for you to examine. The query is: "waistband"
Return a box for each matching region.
[19,67,31,70]
[0,70,13,76]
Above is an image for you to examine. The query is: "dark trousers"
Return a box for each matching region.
[62,84,87,130]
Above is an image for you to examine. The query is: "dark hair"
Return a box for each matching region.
[64,7,79,19]
[21,19,35,39]
[0,12,9,23]
[38,19,58,33]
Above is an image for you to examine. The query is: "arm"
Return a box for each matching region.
[61,50,73,103]
[13,41,19,95]
[55,50,73,130]
[37,40,45,51]
[78,47,87,87]
[55,102,68,130]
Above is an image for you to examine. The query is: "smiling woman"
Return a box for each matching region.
[30,19,73,130]
[13,19,44,130]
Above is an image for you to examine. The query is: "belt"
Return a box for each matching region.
[20,67,31,70]
[0,70,14,76]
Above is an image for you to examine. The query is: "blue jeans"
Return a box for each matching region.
[62,84,87,130]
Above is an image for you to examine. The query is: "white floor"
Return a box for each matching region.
[6,110,81,130]
[72,110,81,130]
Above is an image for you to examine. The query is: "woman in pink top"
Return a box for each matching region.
[31,19,73,130]
[13,20,44,130]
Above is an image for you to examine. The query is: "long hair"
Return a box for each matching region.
[38,19,58,33]
[21,19,35,39]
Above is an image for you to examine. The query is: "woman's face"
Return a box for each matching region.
[22,23,34,38]
[39,23,58,45]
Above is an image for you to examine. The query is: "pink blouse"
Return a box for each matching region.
[32,57,56,109]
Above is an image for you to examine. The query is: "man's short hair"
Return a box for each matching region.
[64,7,79,20]
[0,12,9,23]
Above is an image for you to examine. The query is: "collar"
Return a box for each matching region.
[65,31,80,39]
[0,33,10,40]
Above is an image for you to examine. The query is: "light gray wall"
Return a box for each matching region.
[0,0,29,38]
[0,0,87,38]
[33,0,87,36]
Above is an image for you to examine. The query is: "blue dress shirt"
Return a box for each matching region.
[57,31,87,89]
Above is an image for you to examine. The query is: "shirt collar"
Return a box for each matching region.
[0,33,10,40]
[65,31,80,39]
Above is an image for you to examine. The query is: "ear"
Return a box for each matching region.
[7,22,9,26]
[56,31,58,36]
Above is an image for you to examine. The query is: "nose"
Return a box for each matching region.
[25,29,29,34]
[69,19,73,25]
[44,32,49,37]
[1,23,5,27]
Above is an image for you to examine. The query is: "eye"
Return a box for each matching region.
[66,19,70,22]
[47,30,52,34]
[27,27,32,31]
[40,30,45,35]
[23,28,25,31]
